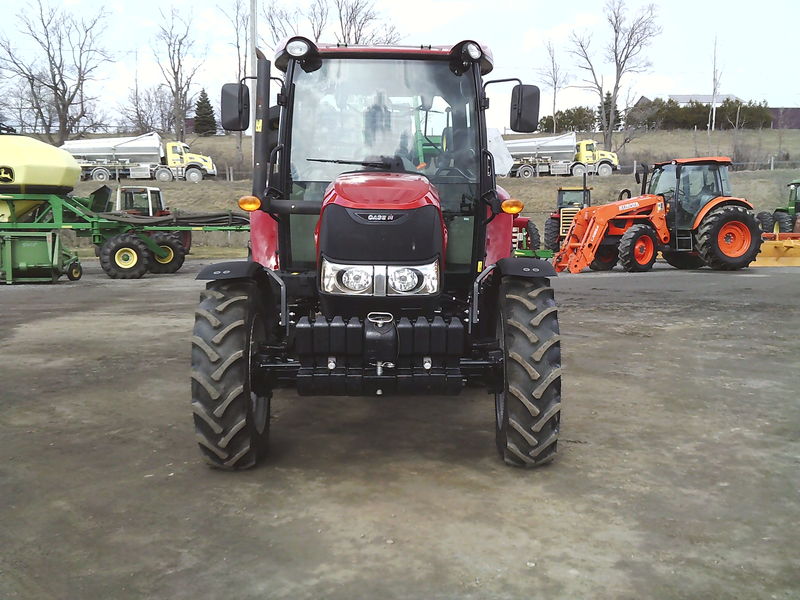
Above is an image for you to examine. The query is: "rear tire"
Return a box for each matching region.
[756,211,774,233]
[147,232,186,274]
[597,162,613,177]
[696,205,762,270]
[618,224,658,272]
[773,211,793,233]
[155,168,173,182]
[543,217,560,251]
[191,281,271,469]
[517,165,534,178]
[571,164,587,177]
[495,277,561,467]
[589,246,618,271]
[525,221,541,251]
[662,251,705,269]
[99,233,151,279]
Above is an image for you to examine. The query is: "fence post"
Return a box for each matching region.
[632,160,636,175]
[770,156,774,171]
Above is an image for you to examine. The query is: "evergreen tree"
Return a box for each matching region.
[193,89,217,136]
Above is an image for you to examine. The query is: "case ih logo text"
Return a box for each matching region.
[357,212,398,222]
[0,166,14,183]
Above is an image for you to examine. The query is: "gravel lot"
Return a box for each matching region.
[1,260,798,599]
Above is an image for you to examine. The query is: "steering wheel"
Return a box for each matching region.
[433,165,470,179]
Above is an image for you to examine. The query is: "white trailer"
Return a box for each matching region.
[505,132,619,177]
[61,133,217,183]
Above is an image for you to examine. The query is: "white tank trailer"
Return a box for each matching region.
[61,133,217,183]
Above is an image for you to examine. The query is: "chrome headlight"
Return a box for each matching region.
[387,261,439,295]
[321,259,439,296]
[321,260,374,295]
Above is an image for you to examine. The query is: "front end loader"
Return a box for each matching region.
[553,158,762,273]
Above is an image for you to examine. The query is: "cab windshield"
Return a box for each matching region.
[287,57,481,270]
[650,163,732,227]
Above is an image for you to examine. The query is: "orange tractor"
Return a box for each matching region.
[553,157,762,273]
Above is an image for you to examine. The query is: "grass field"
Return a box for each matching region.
[69,129,798,248]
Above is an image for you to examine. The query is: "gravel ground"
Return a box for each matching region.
[1,260,798,599]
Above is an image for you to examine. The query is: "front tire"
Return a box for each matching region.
[597,162,613,177]
[191,281,271,469]
[99,233,151,279]
[618,224,658,272]
[185,167,203,183]
[696,206,762,270]
[495,277,562,467]
[589,245,618,271]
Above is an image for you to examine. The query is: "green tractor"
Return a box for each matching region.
[756,178,800,233]
[542,184,592,251]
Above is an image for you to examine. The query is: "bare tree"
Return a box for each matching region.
[220,0,250,162]
[307,0,329,42]
[262,0,399,48]
[262,1,302,48]
[154,9,202,142]
[334,0,400,45]
[570,0,660,150]
[120,83,174,134]
[0,0,110,144]
[539,41,570,134]
[707,36,721,133]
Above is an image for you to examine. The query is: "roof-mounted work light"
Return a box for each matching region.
[275,36,321,72]
[449,40,491,75]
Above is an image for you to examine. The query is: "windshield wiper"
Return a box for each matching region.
[307,155,413,174]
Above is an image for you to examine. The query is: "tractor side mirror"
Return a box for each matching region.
[510,84,540,133]
[635,171,641,184]
[221,83,250,131]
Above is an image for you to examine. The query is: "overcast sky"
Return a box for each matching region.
[3,0,798,130]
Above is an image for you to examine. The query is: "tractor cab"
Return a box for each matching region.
[556,186,591,209]
[115,186,166,216]
[647,158,733,230]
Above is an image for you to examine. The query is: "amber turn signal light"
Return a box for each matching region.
[501,198,524,214]
[238,195,261,211]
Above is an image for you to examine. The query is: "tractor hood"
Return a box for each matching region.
[324,172,438,210]
[317,171,447,265]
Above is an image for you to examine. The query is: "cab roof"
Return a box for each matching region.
[273,39,494,75]
[653,157,732,168]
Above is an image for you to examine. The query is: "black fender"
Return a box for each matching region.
[471,257,556,339]
[196,261,286,337]
[197,260,265,281]
[495,256,557,278]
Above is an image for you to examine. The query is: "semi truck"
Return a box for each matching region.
[505,131,618,178]
[60,132,217,183]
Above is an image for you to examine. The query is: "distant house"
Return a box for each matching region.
[769,108,800,129]
[668,94,741,106]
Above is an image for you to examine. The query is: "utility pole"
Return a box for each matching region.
[250,0,257,162]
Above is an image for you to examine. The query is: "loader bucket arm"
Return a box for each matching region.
[553,195,668,273]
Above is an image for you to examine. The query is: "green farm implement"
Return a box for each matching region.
[0,126,249,284]
[0,188,249,283]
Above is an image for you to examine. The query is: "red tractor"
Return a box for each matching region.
[191,39,562,469]
[553,157,762,273]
